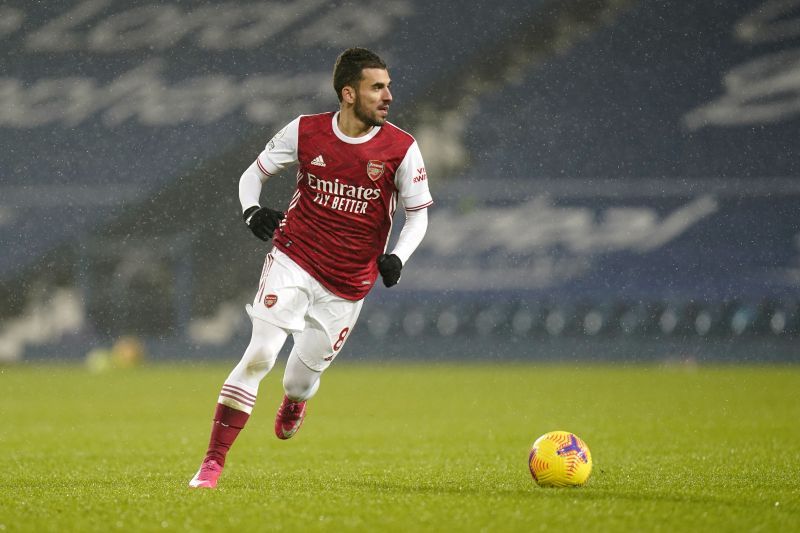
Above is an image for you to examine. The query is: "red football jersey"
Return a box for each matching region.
[256,112,433,300]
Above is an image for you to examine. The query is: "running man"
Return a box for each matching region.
[190,47,433,488]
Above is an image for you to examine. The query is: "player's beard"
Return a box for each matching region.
[353,92,386,128]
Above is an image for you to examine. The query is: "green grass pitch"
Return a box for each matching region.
[2,361,799,531]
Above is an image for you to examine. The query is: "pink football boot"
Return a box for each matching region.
[274,395,307,440]
[188,459,223,489]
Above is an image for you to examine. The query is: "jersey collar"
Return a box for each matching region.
[332,111,382,144]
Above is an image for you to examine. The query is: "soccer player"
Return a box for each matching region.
[189,48,433,488]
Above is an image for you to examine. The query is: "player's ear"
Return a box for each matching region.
[342,85,356,104]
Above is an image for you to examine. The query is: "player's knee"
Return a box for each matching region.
[244,356,275,375]
[241,342,279,377]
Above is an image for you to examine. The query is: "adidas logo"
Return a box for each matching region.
[311,155,326,166]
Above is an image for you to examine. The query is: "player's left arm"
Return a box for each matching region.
[377,141,433,287]
[389,208,428,265]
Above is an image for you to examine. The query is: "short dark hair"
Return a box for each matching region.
[332,47,387,102]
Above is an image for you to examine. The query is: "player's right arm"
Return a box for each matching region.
[239,118,301,241]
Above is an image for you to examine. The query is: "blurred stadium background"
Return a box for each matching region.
[1,0,798,365]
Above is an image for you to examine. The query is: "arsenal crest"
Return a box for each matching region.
[264,294,278,308]
[367,160,385,181]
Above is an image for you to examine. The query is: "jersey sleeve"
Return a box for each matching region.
[395,141,433,211]
[256,117,300,177]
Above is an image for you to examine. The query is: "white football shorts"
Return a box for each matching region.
[246,248,363,371]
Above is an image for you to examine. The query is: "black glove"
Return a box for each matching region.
[377,253,403,287]
[243,205,284,241]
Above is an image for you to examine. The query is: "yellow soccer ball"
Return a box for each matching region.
[528,431,592,487]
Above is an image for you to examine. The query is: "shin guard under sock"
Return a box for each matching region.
[205,403,250,466]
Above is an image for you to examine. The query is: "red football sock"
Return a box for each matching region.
[205,403,250,466]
